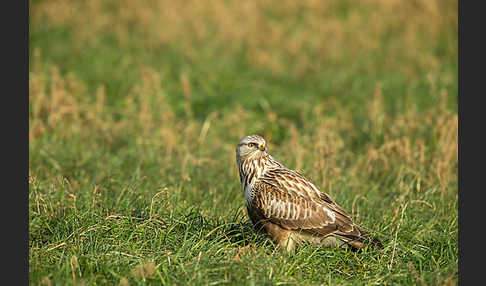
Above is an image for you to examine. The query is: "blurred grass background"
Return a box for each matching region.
[29,0,457,285]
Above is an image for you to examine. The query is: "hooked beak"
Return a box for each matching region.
[259,143,266,152]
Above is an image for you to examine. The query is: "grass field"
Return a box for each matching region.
[29,0,458,285]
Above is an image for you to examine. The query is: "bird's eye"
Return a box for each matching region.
[248,143,256,148]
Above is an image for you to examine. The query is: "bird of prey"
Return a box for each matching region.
[235,134,382,252]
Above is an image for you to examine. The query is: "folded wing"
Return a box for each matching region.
[251,169,364,239]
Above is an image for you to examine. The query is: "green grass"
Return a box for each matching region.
[29,1,457,285]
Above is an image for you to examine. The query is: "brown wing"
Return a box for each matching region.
[251,169,364,239]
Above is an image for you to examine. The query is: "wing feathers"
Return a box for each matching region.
[253,181,338,231]
[250,169,367,241]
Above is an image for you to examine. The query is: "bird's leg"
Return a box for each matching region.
[278,235,295,252]
[263,222,296,252]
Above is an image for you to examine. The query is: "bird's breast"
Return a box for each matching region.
[244,182,255,206]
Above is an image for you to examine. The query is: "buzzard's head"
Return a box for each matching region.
[236,134,267,161]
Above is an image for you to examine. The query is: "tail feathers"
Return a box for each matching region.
[336,233,383,250]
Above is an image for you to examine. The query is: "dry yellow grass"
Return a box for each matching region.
[32,0,456,76]
[29,63,457,193]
